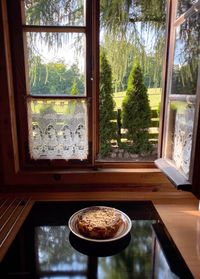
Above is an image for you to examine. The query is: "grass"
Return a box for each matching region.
[113,88,161,111]
[30,88,162,114]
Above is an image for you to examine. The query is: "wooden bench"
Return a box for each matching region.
[0,196,34,262]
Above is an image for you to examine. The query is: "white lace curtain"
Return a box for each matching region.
[172,104,195,178]
[28,99,88,160]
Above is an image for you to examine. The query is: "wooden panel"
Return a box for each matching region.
[3,190,191,204]
[2,168,172,187]
[155,200,200,279]
[0,197,34,262]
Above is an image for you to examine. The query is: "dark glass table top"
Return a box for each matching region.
[0,201,194,279]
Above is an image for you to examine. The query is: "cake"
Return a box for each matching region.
[77,206,123,239]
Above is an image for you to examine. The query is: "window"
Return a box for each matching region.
[6,0,170,169]
[156,0,200,189]
[7,0,92,168]
[1,0,200,193]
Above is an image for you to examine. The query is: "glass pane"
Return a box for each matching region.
[171,12,200,95]
[24,0,85,26]
[28,99,88,160]
[98,0,167,161]
[165,100,195,178]
[176,0,198,18]
[26,32,85,96]
[165,13,200,178]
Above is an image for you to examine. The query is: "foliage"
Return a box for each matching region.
[99,220,153,278]
[100,0,166,52]
[100,0,166,34]
[171,64,197,95]
[29,56,84,95]
[25,0,84,53]
[122,62,152,153]
[103,35,143,92]
[171,12,200,95]
[71,79,79,95]
[100,0,166,92]
[37,226,86,269]
[25,0,83,25]
[99,51,116,157]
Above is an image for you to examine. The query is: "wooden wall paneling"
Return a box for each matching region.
[0,0,20,187]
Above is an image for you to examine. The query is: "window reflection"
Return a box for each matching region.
[164,11,200,178]
[171,12,200,95]
[35,226,87,277]
[153,237,179,279]
[98,221,153,279]
[24,0,85,26]
[35,221,155,279]
[1,202,191,279]
[176,0,199,18]
[165,100,195,178]
[34,220,187,278]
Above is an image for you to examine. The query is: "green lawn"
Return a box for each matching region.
[113,88,161,111]
[30,88,162,115]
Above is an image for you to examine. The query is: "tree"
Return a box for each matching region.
[99,51,115,157]
[71,79,79,95]
[100,0,166,35]
[29,54,84,96]
[122,62,152,153]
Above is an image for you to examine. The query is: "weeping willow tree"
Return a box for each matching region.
[25,0,84,94]
[103,35,147,92]
[102,34,163,91]
[26,0,167,93]
[100,0,166,34]
[171,11,200,95]
[100,0,167,92]
[25,0,84,25]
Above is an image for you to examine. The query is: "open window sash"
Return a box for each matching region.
[156,0,200,190]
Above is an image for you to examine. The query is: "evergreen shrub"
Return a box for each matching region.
[122,62,152,154]
[99,51,116,157]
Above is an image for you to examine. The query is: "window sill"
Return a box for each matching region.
[155,158,192,191]
[2,166,172,189]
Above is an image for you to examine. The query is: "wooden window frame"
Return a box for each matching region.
[0,0,188,189]
[7,0,94,169]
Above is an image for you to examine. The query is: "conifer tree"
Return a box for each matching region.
[122,62,152,153]
[99,51,115,157]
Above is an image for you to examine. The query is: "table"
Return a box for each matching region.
[0,201,194,278]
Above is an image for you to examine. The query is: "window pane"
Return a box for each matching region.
[24,0,85,26]
[171,12,200,95]
[164,99,195,178]
[28,99,88,160]
[176,0,198,18]
[26,32,86,96]
[98,0,166,161]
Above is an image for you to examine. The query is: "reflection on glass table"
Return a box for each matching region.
[0,201,194,279]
